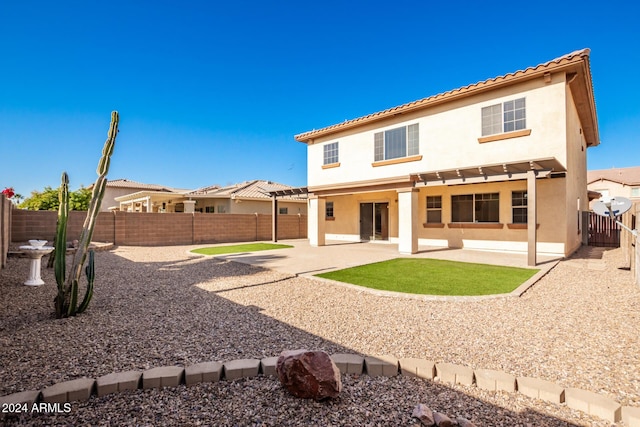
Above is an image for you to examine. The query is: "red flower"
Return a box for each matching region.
[2,187,14,199]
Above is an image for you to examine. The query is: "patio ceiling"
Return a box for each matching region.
[411,157,566,186]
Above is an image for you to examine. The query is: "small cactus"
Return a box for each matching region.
[54,111,119,318]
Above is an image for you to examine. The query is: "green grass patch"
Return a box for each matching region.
[191,243,293,256]
[316,258,539,296]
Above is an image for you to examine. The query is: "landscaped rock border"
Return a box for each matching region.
[0,353,637,426]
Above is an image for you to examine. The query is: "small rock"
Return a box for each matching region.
[434,411,454,427]
[412,403,435,426]
[456,417,477,427]
[276,349,342,401]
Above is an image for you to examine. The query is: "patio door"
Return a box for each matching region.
[360,202,389,241]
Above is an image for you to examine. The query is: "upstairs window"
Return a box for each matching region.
[482,98,526,136]
[512,191,527,224]
[631,187,640,198]
[374,124,419,161]
[279,207,288,215]
[323,142,339,165]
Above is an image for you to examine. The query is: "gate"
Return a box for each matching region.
[588,211,620,247]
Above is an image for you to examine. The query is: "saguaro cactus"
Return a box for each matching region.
[54,111,119,318]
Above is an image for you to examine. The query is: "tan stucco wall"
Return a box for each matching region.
[308,73,569,188]
[564,85,590,255]
[325,191,399,238]
[323,178,567,253]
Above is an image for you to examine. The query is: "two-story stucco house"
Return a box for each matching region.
[295,49,599,265]
[587,166,640,207]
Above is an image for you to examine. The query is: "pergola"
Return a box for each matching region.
[266,187,308,242]
[410,157,566,266]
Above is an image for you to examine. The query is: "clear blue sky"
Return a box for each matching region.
[1,0,638,199]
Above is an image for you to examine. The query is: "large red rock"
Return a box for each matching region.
[276,349,342,400]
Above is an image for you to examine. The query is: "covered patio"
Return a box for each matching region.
[306,158,567,267]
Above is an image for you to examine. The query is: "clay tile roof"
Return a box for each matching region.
[186,180,305,200]
[587,166,640,186]
[295,49,594,143]
[102,179,176,192]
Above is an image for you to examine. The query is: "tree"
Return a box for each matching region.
[19,187,59,210]
[69,186,92,211]
[19,186,92,211]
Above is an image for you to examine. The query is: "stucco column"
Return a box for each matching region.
[308,196,326,247]
[527,170,537,266]
[397,188,418,254]
[183,200,196,214]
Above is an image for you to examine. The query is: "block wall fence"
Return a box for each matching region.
[10,210,307,246]
[0,195,12,268]
[621,203,640,285]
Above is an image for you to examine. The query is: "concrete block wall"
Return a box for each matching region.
[1,354,635,425]
[1,195,12,268]
[11,210,57,242]
[119,212,194,246]
[11,209,307,246]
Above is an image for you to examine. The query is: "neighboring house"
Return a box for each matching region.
[183,180,307,215]
[115,179,307,215]
[102,179,189,212]
[587,166,640,206]
[295,49,599,264]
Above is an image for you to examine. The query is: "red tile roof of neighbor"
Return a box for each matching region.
[186,180,305,201]
[295,49,598,147]
[587,166,640,186]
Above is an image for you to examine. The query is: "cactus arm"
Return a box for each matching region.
[76,250,94,314]
[65,111,119,302]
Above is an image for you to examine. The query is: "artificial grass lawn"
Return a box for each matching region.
[190,243,293,256]
[316,258,539,296]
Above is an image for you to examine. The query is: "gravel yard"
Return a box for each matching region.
[1,244,638,426]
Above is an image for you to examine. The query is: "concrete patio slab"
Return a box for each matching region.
[199,240,560,299]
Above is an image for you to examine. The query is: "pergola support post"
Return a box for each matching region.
[527,170,537,266]
[272,195,278,242]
